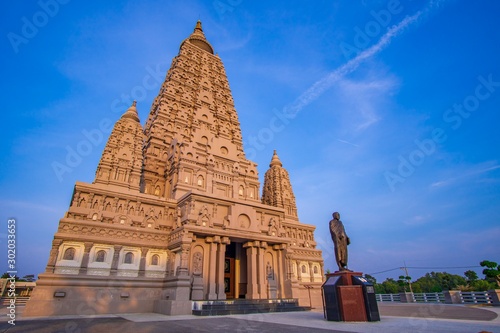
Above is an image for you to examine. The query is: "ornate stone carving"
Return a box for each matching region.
[192,252,203,276]
[197,204,212,227]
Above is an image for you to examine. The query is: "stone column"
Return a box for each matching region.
[71,191,80,207]
[257,242,267,298]
[488,289,500,306]
[216,237,230,300]
[110,245,122,276]
[399,292,415,303]
[206,237,218,300]
[284,252,300,299]
[45,239,63,273]
[244,241,259,299]
[176,244,190,276]
[78,242,94,275]
[308,262,314,282]
[138,247,149,277]
[234,243,241,297]
[285,253,294,280]
[87,194,94,209]
[443,290,461,304]
[275,245,285,298]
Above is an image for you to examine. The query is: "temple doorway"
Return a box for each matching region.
[225,242,247,299]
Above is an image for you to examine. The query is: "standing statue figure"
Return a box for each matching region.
[329,212,350,271]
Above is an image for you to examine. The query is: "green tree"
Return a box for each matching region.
[380,278,400,294]
[374,283,386,294]
[480,260,500,287]
[398,275,412,292]
[435,272,466,291]
[411,281,423,293]
[464,270,478,284]
[412,272,466,292]
[364,274,377,285]
[1,273,20,280]
[471,279,495,291]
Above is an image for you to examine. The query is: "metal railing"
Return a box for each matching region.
[376,291,492,304]
[376,294,401,302]
[460,291,492,304]
[413,292,445,303]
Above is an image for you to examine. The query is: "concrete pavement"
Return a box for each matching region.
[0,303,499,333]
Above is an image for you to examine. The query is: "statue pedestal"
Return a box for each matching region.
[322,271,380,322]
[330,271,363,285]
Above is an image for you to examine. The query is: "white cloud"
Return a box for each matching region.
[332,74,399,133]
[404,214,431,226]
[283,8,425,118]
[336,139,360,147]
[430,161,500,189]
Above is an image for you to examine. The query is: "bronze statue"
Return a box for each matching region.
[329,212,350,271]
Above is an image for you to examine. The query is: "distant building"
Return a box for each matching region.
[0,279,36,298]
[25,21,324,317]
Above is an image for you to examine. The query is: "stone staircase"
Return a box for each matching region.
[192,298,309,316]
[1,297,30,306]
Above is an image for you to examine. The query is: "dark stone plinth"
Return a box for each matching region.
[322,271,380,322]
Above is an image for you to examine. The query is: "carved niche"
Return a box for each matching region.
[192,251,203,276]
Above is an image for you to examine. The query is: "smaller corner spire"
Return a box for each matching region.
[270,150,283,168]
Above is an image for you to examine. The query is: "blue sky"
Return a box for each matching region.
[1,0,499,283]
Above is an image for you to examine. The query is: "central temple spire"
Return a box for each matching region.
[181,20,214,54]
[142,21,258,199]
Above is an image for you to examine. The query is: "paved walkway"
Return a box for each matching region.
[0,303,499,333]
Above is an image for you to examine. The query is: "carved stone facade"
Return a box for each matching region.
[24,21,324,317]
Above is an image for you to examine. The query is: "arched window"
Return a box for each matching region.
[151,254,160,266]
[95,250,106,263]
[63,247,75,260]
[313,266,319,274]
[197,175,204,187]
[124,252,134,264]
[301,265,307,274]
